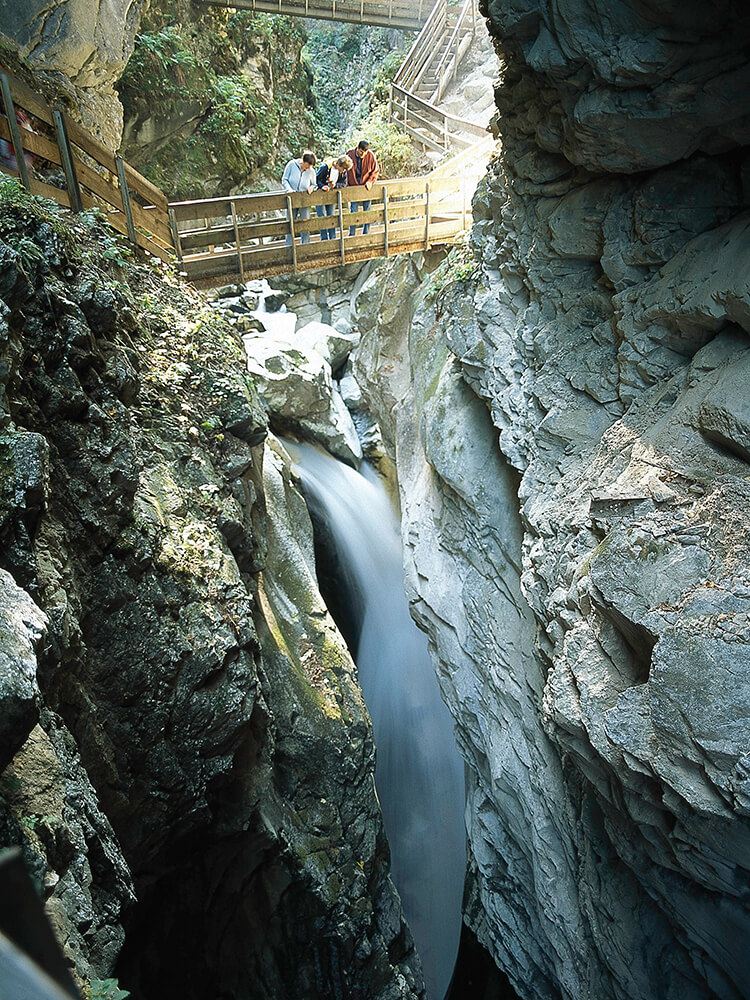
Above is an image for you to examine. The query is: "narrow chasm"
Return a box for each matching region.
[289,442,466,1000]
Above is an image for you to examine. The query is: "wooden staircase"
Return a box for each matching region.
[389,0,486,153]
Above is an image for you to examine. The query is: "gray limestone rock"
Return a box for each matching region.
[243,332,362,465]
[0,570,45,771]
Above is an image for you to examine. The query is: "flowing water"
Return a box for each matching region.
[287,441,466,1000]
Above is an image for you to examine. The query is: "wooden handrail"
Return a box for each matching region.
[393,0,447,89]
[195,0,428,28]
[432,0,473,100]
[0,70,173,261]
[169,165,474,282]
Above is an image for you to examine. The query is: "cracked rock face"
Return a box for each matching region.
[349,3,750,996]
[0,0,148,147]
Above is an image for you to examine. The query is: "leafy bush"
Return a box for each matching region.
[84,980,130,1000]
[345,102,421,178]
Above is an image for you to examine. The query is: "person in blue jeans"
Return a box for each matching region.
[346,140,379,236]
[315,154,353,239]
[281,150,317,245]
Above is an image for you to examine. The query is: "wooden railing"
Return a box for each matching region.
[389,0,482,151]
[393,0,449,92]
[430,0,475,102]
[0,71,173,262]
[195,0,429,29]
[170,173,475,282]
[390,84,486,152]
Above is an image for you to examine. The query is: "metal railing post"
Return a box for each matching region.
[0,74,30,191]
[115,155,138,248]
[168,208,184,268]
[286,194,298,273]
[382,187,389,256]
[424,179,431,250]
[231,200,245,283]
[337,189,346,264]
[53,110,83,212]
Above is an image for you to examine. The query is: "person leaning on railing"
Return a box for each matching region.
[346,140,379,236]
[282,150,317,245]
[315,154,353,241]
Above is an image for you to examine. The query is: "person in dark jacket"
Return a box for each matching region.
[346,139,379,236]
[315,154,353,240]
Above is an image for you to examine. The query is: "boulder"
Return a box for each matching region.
[0,569,46,771]
[296,320,358,373]
[244,336,362,465]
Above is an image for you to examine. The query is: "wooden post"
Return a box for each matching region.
[337,189,345,265]
[0,74,30,191]
[168,208,184,268]
[286,194,298,274]
[443,116,449,150]
[382,188,389,257]
[461,174,467,230]
[424,179,431,250]
[230,200,245,283]
[115,155,138,248]
[53,111,83,213]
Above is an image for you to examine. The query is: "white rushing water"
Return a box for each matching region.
[288,441,466,1000]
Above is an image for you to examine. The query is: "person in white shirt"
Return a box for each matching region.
[282,150,317,245]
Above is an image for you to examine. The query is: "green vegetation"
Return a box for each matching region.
[84,980,130,1000]
[423,235,479,299]
[118,1,320,199]
[303,23,406,142]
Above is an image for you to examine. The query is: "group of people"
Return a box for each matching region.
[281,139,380,245]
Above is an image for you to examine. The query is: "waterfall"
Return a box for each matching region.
[287,441,466,1000]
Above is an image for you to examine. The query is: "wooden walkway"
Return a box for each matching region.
[0,66,493,286]
[389,0,485,152]
[169,152,490,283]
[195,0,429,29]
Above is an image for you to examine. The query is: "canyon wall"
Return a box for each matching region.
[0,191,422,999]
[0,0,147,148]
[349,2,750,997]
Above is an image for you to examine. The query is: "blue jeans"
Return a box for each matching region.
[286,205,310,245]
[349,199,371,236]
[316,202,336,240]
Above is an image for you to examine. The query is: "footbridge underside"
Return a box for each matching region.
[195,0,428,30]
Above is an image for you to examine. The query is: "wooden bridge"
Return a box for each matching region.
[195,0,429,30]
[0,40,492,286]
[169,140,490,283]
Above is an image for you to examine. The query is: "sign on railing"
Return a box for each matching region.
[0,70,173,262]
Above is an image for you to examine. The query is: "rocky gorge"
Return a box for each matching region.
[0,1,750,1000]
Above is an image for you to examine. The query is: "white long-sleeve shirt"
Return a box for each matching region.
[282,159,316,193]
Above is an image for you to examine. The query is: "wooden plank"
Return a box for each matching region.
[2,72,55,128]
[0,117,62,166]
[28,177,70,208]
[79,192,173,262]
[62,115,168,211]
